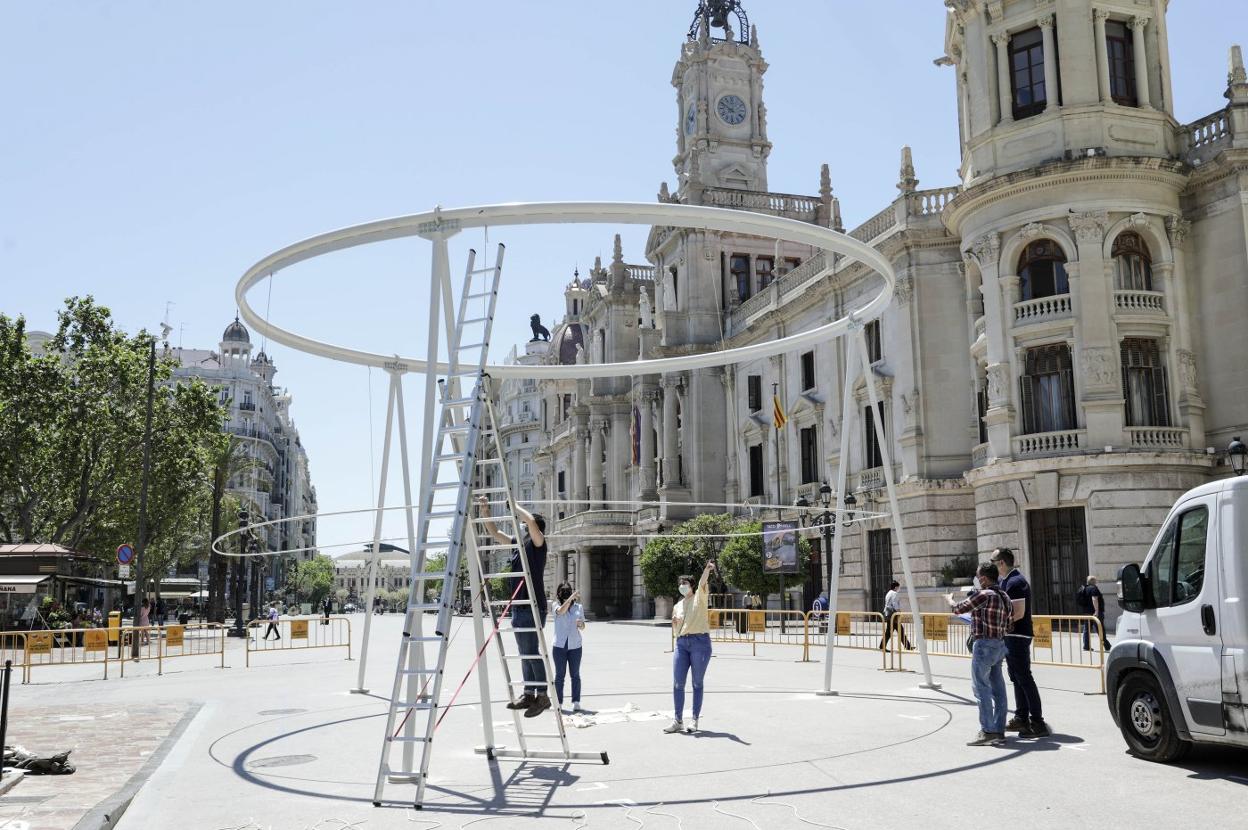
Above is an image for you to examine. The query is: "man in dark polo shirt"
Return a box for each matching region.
[992,548,1051,738]
[479,495,551,719]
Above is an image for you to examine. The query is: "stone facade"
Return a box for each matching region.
[495,2,1248,624]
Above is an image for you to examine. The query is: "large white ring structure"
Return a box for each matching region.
[235,202,895,378]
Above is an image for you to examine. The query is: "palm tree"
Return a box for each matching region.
[206,436,258,623]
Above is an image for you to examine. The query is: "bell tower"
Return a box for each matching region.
[673,1,770,197]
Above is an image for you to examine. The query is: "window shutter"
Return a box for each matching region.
[1120,341,1133,426]
[1019,368,1036,434]
[1153,364,1171,427]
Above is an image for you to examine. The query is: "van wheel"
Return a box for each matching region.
[1116,673,1191,763]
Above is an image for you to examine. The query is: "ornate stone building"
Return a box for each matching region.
[497,0,1248,621]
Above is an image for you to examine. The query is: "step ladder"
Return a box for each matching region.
[371,243,604,810]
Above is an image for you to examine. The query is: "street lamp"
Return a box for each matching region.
[841,492,857,528]
[796,482,838,607]
[228,508,250,638]
[1230,436,1247,477]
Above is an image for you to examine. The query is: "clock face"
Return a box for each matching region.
[717,94,748,126]
[686,103,697,135]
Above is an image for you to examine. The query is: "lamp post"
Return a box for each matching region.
[1230,437,1247,476]
[228,508,250,638]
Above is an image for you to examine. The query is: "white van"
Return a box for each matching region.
[1108,476,1248,761]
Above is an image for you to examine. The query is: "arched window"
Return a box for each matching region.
[1018,240,1069,301]
[1112,231,1153,291]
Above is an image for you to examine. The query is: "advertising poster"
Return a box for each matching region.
[761,521,799,574]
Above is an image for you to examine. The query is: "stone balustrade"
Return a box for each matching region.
[1126,427,1187,449]
[1182,109,1232,165]
[1114,289,1165,314]
[849,204,897,243]
[858,467,885,492]
[1014,293,1072,325]
[1013,429,1085,458]
[626,264,655,281]
[906,186,960,216]
[701,187,818,222]
[972,442,990,468]
[554,509,637,534]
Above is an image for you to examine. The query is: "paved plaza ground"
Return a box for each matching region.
[2,614,1245,829]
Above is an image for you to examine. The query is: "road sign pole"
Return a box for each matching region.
[131,338,156,660]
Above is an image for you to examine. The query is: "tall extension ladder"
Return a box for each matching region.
[372,243,605,809]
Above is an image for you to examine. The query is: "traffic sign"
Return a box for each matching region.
[119,564,132,579]
[116,544,135,565]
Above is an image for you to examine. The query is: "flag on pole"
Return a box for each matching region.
[773,394,787,429]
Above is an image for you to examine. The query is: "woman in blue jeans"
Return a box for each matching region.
[666,561,716,734]
[551,583,585,713]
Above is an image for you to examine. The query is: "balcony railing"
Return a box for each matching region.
[1126,427,1187,449]
[1014,294,1072,325]
[702,187,818,222]
[1013,429,1085,458]
[554,509,636,534]
[1182,109,1231,164]
[849,204,897,243]
[905,186,960,216]
[1114,290,1165,314]
[858,467,885,491]
[972,442,990,468]
[625,264,655,281]
[238,401,256,412]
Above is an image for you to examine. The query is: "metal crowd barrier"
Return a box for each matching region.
[888,613,1107,693]
[18,623,226,682]
[0,634,28,684]
[675,609,885,662]
[245,615,352,667]
[806,610,889,668]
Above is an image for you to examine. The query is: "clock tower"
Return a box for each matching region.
[673,1,771,196]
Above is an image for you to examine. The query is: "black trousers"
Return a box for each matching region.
[1004,636,1043,722]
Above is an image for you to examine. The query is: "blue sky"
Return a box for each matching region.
[3,1,1243,556]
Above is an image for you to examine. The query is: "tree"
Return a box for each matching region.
[719,520,811,596]
[640,513,737,601]
[206,437,258,622]
[334,587,348,610]
[286,554,334,605]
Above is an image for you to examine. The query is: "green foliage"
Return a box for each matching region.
[718,521,811,596]
[640,513,736,599]
[287,554,335,604]
[939,554,978,587]
[0,298,226,576]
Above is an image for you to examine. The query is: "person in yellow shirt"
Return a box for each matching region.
[666,560,716,734]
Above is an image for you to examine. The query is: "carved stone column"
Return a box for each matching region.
[576,549,593,618]
[1130,17,1152,109]
[661,377,679,489]
[966,234,1013,459]
[1166,215,1206,445]
[639,389,658,498]
[993,33,1013,125]
[573,426,589,509]
[1039,14,1059,111]
[588,418,605,509]
[1094,10,1113,104]
[1069,210,1123,447]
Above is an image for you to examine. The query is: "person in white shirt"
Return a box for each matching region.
[551,583,586,713]
[878,581,912,651]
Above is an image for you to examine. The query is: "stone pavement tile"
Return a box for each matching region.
[0,701,194,830]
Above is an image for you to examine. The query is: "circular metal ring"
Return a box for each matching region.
[235,201,894,379]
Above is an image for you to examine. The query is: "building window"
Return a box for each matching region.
[748,444,765,497]
[731,255,750,301]
[1105,20,1137,106]
[669,266,679,309]
[976,377,989,445]
[799,425,819,484]
[557,470,566,495]
[755,256,775,292]
[1018,239,1069,301]
[784,257,802,274]
[867,529,893,615]
[1112,232,1153,291]
[1009,27,1047,119]
[863,402,885,469]
[522,460,532,476]
[1121,338,1170,427]
[1027,507,1089,614]
[1019,344,1077,434]
[865,319,882,364]
[800,351,816,391]
[747,374,762,412]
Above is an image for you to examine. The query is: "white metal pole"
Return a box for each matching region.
[464,527,497,752]
[392,373,423,770]
[854,326,938,690]
[819,331,858,696]
[354,372,399,694]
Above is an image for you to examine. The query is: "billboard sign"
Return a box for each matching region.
[761,521,799,575]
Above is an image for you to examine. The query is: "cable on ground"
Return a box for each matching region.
[712,801,760,830]
[644,803,683,829]
[750,795,851,830]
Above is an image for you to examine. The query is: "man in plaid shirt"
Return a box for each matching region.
[947,562,1012,746]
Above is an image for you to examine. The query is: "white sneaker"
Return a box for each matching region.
[687,717,699,734]
[663,720,684,734]
[572,702,583,713]
[560,704,572,715]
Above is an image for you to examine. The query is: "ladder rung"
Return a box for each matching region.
[476,544,518,552]
[425,510,461,519]
[404,635,446,642]
[499,627,539,633]
[473,486,509,494]
[503,655,547,661]
[468,266,498,276]
[476,458,502,467]
[400,668,440,675]
[432,481,468,491]
[521,733,567,739]
[459,342,487,350]
[412,572,452,581]
[467,290,495,299]
[442,423,477,434]
[418,542,450,550]
[392,701,437,711]
[434,452,467,463]
[482,572,523,579]
[440,395,478,406]
[461,316,491,325]
[471,516,515,525]
[407,603,443,611]
[387,736,432,743]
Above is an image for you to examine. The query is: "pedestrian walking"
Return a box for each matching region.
[947,562,1013,746]
[878,580,913,651]
[666,561,716,735]
[551,583,586,714]
[138,598,151,645]
[263,604,281,640]
[991,548,1051,737]
[478,495,551,719]
[322,595,332,626]
[1077,576,1112,651]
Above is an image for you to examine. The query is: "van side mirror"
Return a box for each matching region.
[1118,563,1148,612]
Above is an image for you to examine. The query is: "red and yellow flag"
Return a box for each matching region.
[773,394,787,429]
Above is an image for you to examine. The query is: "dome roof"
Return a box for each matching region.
[223,316,250,343]
[552,321,587,365]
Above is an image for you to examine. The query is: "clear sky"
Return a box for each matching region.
[3,1,1244,558]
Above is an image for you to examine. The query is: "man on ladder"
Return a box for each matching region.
[476,494,551,719]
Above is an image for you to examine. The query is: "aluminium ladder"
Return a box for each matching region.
[372,244,604,810]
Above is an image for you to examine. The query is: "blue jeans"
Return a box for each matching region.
[511,607,547,695]
[971,638,1008,734]
[673,633,712,721]
[552,645,582,704]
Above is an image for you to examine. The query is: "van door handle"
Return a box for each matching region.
[1200,604,1216,636]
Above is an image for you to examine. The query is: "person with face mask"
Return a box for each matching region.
[666,560,716,734]
[946,562,1013,746]
[551,582,586,713]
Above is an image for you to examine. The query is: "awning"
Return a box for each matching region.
[56,575,125,589]
[0,575,52,595]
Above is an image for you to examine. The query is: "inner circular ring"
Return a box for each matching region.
[235,201,895,379]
